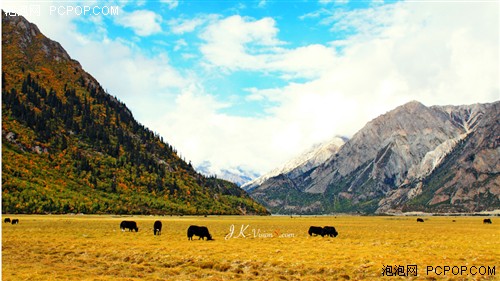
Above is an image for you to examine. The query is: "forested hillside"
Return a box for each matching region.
[1,12,268,215]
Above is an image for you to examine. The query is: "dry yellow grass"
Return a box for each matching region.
[2,215,498,280]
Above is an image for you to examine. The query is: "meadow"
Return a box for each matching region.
[2,215,498,280]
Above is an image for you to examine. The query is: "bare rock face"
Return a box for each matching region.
[2,11,99,91]
[5,12,70,62]
[250,100,499,214]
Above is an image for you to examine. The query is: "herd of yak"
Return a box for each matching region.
[119,220,215,240]
[118,220,339,240]
[3,218,19,224]
[3,217,493,240]
[116,218,493,240]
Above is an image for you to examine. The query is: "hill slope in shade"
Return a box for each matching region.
[1,12,268,215]
[250,100,499,214]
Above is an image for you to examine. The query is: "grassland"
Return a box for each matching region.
[2,215,498,280]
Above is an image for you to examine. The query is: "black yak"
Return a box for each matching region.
[308,226,325,237]
[323,226,338,237]
[187,225,213,240]
[154,220,162,235]
[120,220,138,232]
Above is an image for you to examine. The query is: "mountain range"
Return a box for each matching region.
[1,12,268,215]
[3,12,498,216]
[248,100,499,214]
[196,161,260,187]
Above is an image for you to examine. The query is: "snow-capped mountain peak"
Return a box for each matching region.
[196,161,260,186]
[242,136,347,191]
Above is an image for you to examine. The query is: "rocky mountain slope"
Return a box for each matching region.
[249,101,499,214]
[1,12,268,215]
[242,136,346,192]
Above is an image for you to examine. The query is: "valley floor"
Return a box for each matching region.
[2,215,498,280]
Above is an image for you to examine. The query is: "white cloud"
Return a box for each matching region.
[199,15,337,79]
[8,1,498,177]
[200,15,282,70]
[163,1,498,174]
[169,18,204,34]
[168,15,217,34]
[70,40,189,119]
[299,8,330,21]
[268,44,337,79]
[173,39,187,51]
[257,0,267,8]
[149,87,319,174]
[115,10,163,36]
[161,0,179,10]
[319,0,349,5]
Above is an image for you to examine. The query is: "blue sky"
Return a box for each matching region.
[2,0,499,177]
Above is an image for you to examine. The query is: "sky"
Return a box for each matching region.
[2,0,499,178]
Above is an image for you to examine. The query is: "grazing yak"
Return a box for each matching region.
[187,225,213,240]
[323,226,338,237]
[120,220,138,232]
[483,218,492,224]
[154,220,162,235]
[4,218,11,223]
[308,226,338,237]
[417,218,424,222]
[11,219,19,225]
[308,226,325,237]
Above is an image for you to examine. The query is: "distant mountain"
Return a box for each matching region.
[249,101,499,214]
[196,161,260,186]
[242,136,346,192]
[1,12,268,215]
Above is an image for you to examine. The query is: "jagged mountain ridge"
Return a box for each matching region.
[242,136,346,192]
[382,101,500,213]
[249,100,499,214]
[1,12,268,215]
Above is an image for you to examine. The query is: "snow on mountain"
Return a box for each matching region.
[196,161,260,186]
[241,136,347,191]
